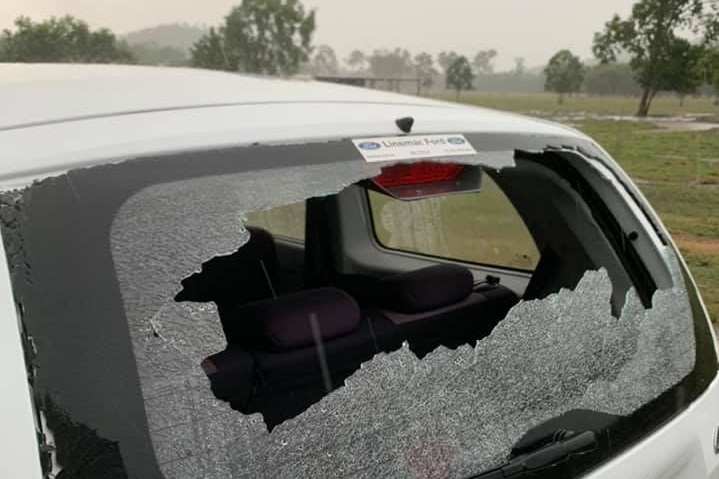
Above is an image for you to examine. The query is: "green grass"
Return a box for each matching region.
[574,120,719,185]
[638,182,719,320]
[679,248,719,324]
[570,121,719,321]
[368,177,539,271]
[436,91,719,118]
[638,183,719,238]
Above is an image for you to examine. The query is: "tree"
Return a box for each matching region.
[413,52,438,93]
[701,46,719,102]
[544,49,585,103]
[307,44,339,76]
[190,0,315,75]
[512,57,526,75]
[346,49,367,73]
[593,0,719,116]
[128,41,188,66]
[367,48,413,78]
[471,71,545,93]
[123,23,207,52]
[472,49,498,75]
[446,56,474,100]
[583,62,643,96]
[659,39,705,106]
[190,28,229,70]
[437,51,459,75]
[0,16,134,63]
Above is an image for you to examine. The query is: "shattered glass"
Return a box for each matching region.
[110,158,695,479]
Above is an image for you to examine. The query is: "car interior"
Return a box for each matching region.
[174,153,651,430]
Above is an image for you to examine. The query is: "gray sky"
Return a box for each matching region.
[0,0,635,70]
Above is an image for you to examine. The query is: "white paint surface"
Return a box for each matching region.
[0,239,43,479]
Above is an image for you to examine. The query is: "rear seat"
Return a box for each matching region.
[204,287,400,427]
[202,264,518,429]
[368,264,519,357]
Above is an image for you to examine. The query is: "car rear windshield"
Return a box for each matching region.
[2,134,715,479]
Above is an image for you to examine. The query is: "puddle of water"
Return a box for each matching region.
[548,112,719,132]
[652,121,719,132]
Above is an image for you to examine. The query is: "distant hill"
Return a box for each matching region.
[122,23,207,53]
[122,23,208,66]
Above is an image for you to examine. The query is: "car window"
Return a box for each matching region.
[5,139,710,479]
[367,174,540,270]
[245,201,305,241]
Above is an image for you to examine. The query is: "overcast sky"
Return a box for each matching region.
[0,0,636,70]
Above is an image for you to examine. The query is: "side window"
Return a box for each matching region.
[368,175,539,270]
[245,201,306,241]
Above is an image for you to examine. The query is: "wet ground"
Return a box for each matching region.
[553,113,719,132]
[653,120,719,132]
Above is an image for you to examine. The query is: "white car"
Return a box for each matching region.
[0,64,717,479]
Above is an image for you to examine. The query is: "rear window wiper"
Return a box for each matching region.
[467,430,597,478]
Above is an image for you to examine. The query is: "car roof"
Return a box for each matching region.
[1,63,447,129]
[0,64,586,187]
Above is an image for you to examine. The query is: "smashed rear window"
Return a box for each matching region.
[1,135,715,479]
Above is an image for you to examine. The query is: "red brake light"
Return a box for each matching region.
[372,162,464,188]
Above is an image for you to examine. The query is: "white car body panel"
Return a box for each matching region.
[0,63,575,133]
[0,238,43,479]
[585,374,719,479]
[0,102,579,189]
[0,64,580,188]
[0,64,716,479]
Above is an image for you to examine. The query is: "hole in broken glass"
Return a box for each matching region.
[110,155,694,479]
[173,224,523,430]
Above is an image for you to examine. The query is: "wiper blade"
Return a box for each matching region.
[468,430,597,478]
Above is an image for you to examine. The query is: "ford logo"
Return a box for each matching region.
[447,137,466,145]
[358,141,382,150]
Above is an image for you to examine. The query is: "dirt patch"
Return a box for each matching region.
[674,234,719,255]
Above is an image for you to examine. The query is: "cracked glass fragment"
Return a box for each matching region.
[109,158,695,479]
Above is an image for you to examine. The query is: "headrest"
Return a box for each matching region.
[233,287,361,351]
[376,264,473,314]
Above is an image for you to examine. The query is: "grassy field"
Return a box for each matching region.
[437,91,719,119]
[576,119,719,322]
[447,92,719,322]
[368,180,540,271]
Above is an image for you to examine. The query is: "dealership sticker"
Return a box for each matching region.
[353,134,477,163]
